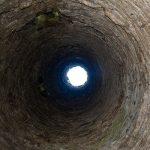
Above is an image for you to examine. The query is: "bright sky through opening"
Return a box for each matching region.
[66,66,88,87]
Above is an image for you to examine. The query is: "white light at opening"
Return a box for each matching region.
[66,66,88,87]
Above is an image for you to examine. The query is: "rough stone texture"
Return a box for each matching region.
[0,0,150,150]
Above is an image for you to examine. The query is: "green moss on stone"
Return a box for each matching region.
[99,109,126,146]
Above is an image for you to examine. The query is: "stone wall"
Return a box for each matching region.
[0,0,150,149]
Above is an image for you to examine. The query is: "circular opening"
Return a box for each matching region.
[39,49,102,110]
[66,66,88,87]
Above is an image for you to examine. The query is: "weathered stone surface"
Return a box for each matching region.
[0,0,149,150]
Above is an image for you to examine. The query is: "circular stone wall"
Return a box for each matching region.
[0,0,150,150]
